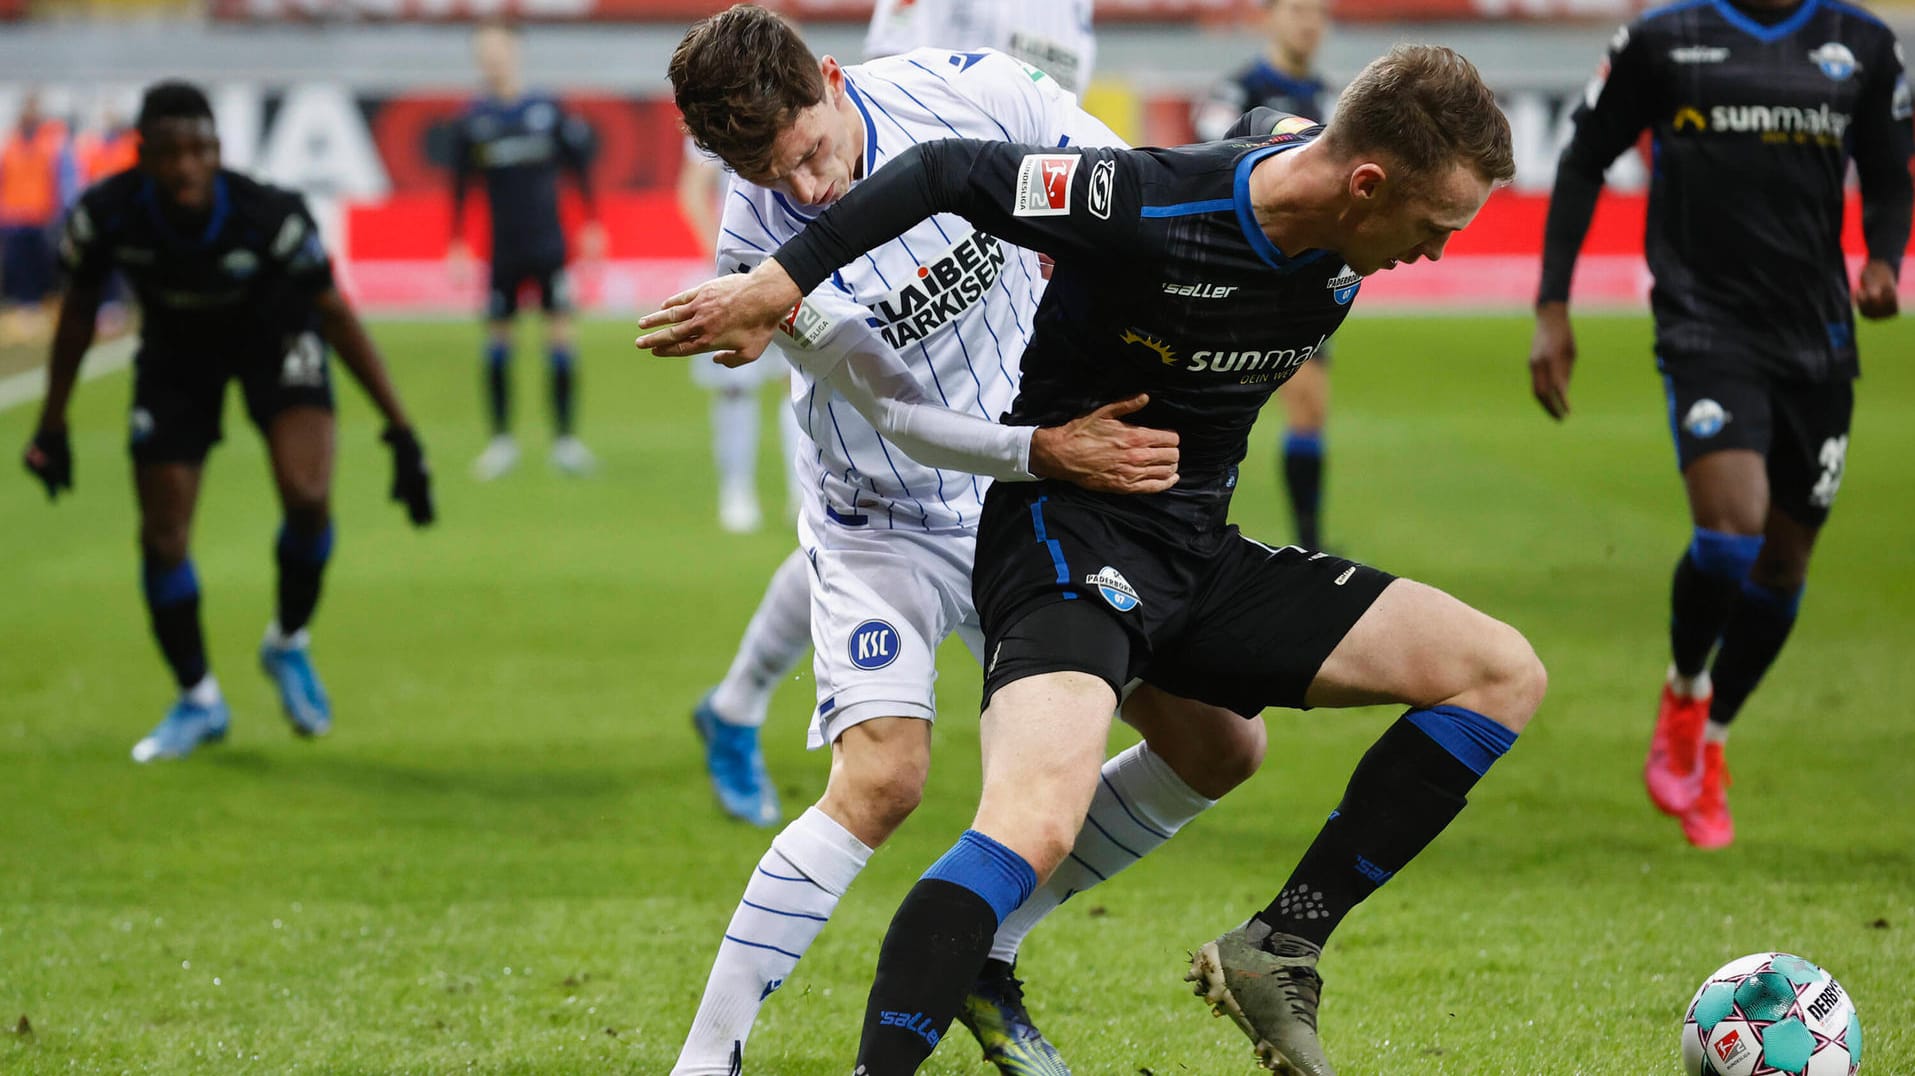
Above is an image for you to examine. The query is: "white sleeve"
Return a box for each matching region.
[804,311,1037,482]
[954,49,1129,150]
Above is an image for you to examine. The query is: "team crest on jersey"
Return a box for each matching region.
[222,249,259,279]
[1809,42,1859,81]
[1085,567,1141,612]
[1683,399,1730,438]
[849,620,901,670]
[1120,328,1178,366]
[1327,264,1361,305]
[870,230,1006,349]
[1087,159,1115,220]
[1013,154,1078,216]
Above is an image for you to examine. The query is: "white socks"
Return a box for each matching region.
[185,674,222,707]
[988,741,1216,964]
[707,549,813,729]
[673,807,873,1075]
[1669,665,1713,700]
[712,389,760,501]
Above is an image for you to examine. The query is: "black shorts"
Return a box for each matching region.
[1661,362,1852,528]
[129,331,334,465]
[974,483,1395,717]
[487,255,572,319]
[1,225,55,304]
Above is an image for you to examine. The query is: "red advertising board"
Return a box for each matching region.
[204,0,1659,22]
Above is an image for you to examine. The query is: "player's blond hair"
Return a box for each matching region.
[1326,44,1515,186]
[669,3,825,178]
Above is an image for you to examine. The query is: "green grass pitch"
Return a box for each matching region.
[2,313,1911,1074]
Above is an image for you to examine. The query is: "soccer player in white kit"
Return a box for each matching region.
[865,0,1096,94]
[662,8,1267,1074]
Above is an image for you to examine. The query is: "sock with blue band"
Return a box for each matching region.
[142,555,208,690]
[1281,430,1325,550]
[1671,528,1763,678]
[1709,580,1803,729]
[484,339,511,435]
[274,520,334,637]
[1253,705,1516,949]
[856,830,1036,1074]
[549,343,577,436]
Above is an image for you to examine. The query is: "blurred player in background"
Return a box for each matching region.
[1195,0,1336,550]
[657,9,1271,1075]
[21,81,434,762]
[676,139,801,533]
[0,91,78,347]
[1531,0,1911,848]
[449,19,602,480]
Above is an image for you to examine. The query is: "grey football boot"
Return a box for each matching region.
[1186,922,1334,1076]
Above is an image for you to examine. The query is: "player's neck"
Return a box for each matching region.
[1246,142,1338,256]
[486,80,524,104]
[1264,44,1312,80]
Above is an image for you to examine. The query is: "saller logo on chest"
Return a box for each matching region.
[871,231,1007,349]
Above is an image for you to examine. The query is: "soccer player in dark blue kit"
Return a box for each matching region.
[21,81,434,762]
[642,46,1543,1076]
[450,19,602,480]
[1194,0,1336,551]
[1530,0,1911,848]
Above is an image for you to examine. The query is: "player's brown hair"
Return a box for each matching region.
[1325,44,1515,187]
[669,3,825,178]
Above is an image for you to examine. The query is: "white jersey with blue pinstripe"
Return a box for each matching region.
[864,0,1096,93]
[715,47,1123,533]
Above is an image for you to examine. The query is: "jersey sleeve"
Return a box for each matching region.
[56,190,113,292]
[1850,31,1914,274]
[557,107,598,213]
[948,48,1128,150]
[267,194,337,296]
[774,139,1145,294]
[448,112,475,240]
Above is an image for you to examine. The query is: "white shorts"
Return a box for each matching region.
[799,501,982,750]
[691,349,791,391]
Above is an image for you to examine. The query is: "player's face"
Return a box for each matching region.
[1267,0,1328,63]
[140,117,221,212]
[1340,159,1489,276]
[474,27,520,92]
[738,59,862,210]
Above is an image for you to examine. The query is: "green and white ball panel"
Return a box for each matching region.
[1682,953,1861,1076]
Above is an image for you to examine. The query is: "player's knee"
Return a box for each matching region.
[139,521,190,567]
[835,748,928,834]
[1148,715,1265,799]
[281,496,330,536]
[1463,621,1547,731]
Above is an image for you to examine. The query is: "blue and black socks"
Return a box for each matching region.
[550,343,577,437]
[856,830,1036,1074]
[484,338,511,436]
[1671,528,1763,678]
[1281,431,1325,550]
[1254,705,1517,949]
[275,519,334,637]
[142,555,207,690]
[1710,580,1802,729]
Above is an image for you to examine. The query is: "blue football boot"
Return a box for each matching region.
[692,692,780,827]
[958,959,1073,1075]
[131,695,231,762]
[260,633,331,738]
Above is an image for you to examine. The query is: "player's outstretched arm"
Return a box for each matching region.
[314,288,435,526]
[1850,35,1912,321]
[22,280,104,501]
[635,259,800,364]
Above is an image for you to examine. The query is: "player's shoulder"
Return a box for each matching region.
[75,168,144,216]
[863,46,1046,95]
[223,171,322,252]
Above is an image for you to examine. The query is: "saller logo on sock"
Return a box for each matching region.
[879,1010,942,1046]
[1086,566,1140,612]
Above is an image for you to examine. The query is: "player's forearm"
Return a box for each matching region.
[1537,154,1606,305]
[317,291,413,430]
[1858,168,1912,278]
[37,286,101,431]
[775,140,984,294]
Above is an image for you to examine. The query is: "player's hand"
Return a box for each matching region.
[23,426,72,501]
[1856,260,1899,321]
[381,425,435,527]
[635,259,801,366]
[577,220,608,264]
[1529,301,1577,421]
[446,239,476,289]
[1030,394,1180,494]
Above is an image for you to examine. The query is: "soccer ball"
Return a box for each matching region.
[1682,953,1862,1075]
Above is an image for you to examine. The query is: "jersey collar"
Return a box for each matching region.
[842,73,881,185]
[1711,0,1821,43]
[1233,140,1333,272]
[138,173,230,250]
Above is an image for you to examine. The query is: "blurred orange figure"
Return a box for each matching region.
[1,92,78,344]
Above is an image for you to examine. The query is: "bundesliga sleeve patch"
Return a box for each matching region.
[1013,153,1079,217]
[778,298,835,349]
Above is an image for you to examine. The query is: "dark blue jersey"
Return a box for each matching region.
[59,168,334,354]
[1542,0,1913,380]
[1193,59,1327,142]
[775,110,1359,537]
[449,94,594,266]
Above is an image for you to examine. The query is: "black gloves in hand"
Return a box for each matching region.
[381,425,435,526]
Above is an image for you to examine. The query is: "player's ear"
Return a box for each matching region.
[820,56,845,99]
[1348,161,1387,203]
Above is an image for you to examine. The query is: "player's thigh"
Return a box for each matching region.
[263,406,337,515]
[1665,366,1772,534]
[1142,534,1392,717]
[1305,577,1544,728]
[486,261,525,322]
[1279,355,1329,431]
[537,263,575,328]
[1121,682,1266,800]
[128,351,225,476]
[243,331,336,508]
[801,515,974,751]
[973,670,1117,879]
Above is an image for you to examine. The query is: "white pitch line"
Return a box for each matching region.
[0,336,137,414]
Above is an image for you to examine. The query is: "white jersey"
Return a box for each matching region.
[716,48,1122,533]
[865,0,1096,94]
